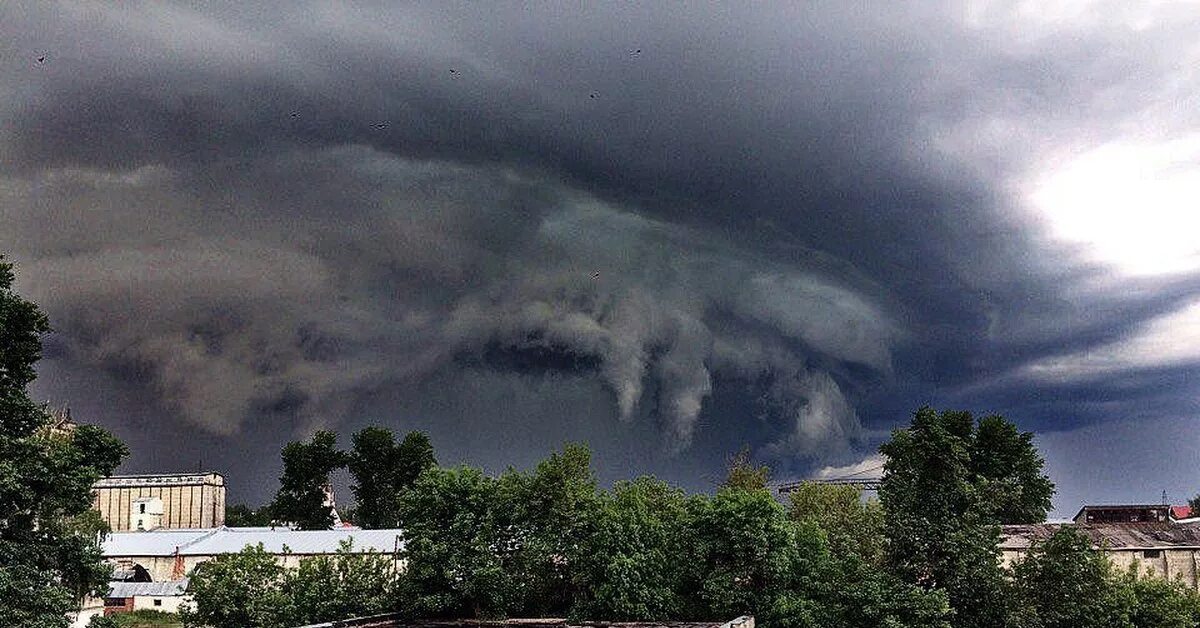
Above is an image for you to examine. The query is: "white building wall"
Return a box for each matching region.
[132,594,189,614]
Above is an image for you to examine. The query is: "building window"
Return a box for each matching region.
[139,503,146,514]
[1144,549,1162,559]
[104,598,127,607]
[153,599,162,607]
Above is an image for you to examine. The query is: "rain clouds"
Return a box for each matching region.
[3,2,1200,506]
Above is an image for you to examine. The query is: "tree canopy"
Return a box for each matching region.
[879,407,1054,628]
[347,427,437,529]
[269,430,347,530]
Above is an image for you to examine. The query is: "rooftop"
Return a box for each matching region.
[1001,522,1200,550]
[94,472,225,488]
[107,579,189,598]
[103,526,404,557]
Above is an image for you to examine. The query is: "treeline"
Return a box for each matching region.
[204,408,1200,628]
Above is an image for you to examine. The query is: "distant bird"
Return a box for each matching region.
[630,49,642,56]
[591,271,600,279]
[372,122,388,129]
[589,92,598,99]
[36,55,46,63]
[290,112,300,118]
[449,68,459,75]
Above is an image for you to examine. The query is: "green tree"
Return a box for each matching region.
[0,257,128,628]
[500,443,598,616]
[810,554,951,628]
[347,427,437,529]
[1188,493,1200,517]
[971,415,1054,524]
[1009,527,1132,628]
[879,407,1043,628]
[686,487,820,622]
[270,430,347,530]
[283,539,398,625]
[1118,566,1200,628]
[225,503,273,527]
[570,476,692,621]
[180,544,292,628]
[721,445,770,492]
[787,482,885,565]
[396,465,518,618]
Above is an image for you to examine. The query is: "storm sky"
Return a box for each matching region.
[3,1,1199,516]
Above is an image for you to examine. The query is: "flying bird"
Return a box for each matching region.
[589,92,598,99]
[372,122,388,129]
[36,55,46,63]
[449,68,459,75]
[630,49,642,56]
[591,271,601,279]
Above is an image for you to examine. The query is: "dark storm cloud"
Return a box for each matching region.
[3,1,1200,503]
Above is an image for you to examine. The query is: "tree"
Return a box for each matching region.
[810,553,951,628]
[396,465,519,618]
[1009,527,1132,628]
[225,503,273,527]
[395,430,437,490]
[500,442,598,616]
[347,427,437,529]
[0,257,128,628]
[721,445,770,492]
[970,415,1054,524]
[787,481,885,565]
[686,487,820,622]
[1117,565,1200,628]
[570,477,691,621]
[180,544,292,628]
[270,430,347,530]
[283,539,398,625]
[1188,493,1200,517]
[879,407,1045,628]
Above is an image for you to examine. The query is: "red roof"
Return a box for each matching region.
[1172,505,1193,519]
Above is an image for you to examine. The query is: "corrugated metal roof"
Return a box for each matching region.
[103,528,218,556]
[103,527,404,557]
[106,579,189,598]
[182,527,403,555]
[1002,522,1200,550]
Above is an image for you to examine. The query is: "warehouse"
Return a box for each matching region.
[1001,521,1200,588]
[103,526,404,581]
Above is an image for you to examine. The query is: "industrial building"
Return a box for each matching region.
[102,579,190,615]
[92,472,227,531]
[103,526,404,581]
[1001,521,1200,589]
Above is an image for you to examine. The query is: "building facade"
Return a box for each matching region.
[1001,522,1200,589]
[102,580,190,616]
[103,527,404,582]
[93,473,226,531]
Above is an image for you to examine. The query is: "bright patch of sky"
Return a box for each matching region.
[1023,297,1200,381]
[1031,133,1200,277]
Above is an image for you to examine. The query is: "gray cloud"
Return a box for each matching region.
[3,1,1200,502]
[4,147,889,464]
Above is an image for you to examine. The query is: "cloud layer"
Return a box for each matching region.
[3,1,1200,505]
